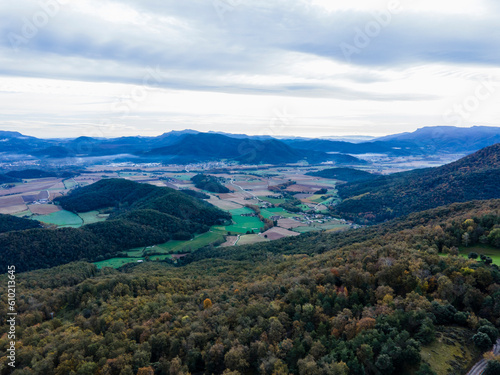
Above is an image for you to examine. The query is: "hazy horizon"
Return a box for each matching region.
[3,125,500,141]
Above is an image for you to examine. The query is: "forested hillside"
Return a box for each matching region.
[0,179,230,272]
[0,213,41,234]
[1,199,499,374]
[333,143,500,224]
[191,174,231,194]
[144,133,364,165]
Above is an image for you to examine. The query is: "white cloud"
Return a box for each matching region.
[0,0,499,138]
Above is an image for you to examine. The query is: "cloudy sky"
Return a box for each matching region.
[1,0,500,138]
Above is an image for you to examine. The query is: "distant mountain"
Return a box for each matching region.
[307,168,377,183]
[2,126,499,163]
[334,143,500,224]
[0,131,36,139]
[283,139,419,156]
[3,130,361,165]
[376,126,500,153]
[144,133,364,165]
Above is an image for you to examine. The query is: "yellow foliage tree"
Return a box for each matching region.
[137,367,155,375]
[203,298,213,309]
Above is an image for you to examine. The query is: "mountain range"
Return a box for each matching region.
[1,126,499,165]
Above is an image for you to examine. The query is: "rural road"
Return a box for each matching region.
[467,339,500,375]
[230,179,259,200]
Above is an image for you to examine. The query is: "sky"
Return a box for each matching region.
[1,0,500,139]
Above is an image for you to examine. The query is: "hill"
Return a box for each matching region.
[144,133,364,165]
[0,213,42,233]
[0,174,20,183]
[376,126,500,154]
[6,169,58,179]
[2,199,499,374]
[0,179,230,272]
[191,174,231,194]
[333,143,500,223]
[307,168,377,183]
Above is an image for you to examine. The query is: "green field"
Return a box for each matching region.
[34,210,83,227]
[258,196,287,204]
[98,230,225,269]
[459,244,500,265]
[78,211,109,225]
[229,207,254,216]
[94,257,145,269]
[308,194,327,203]
[152,230,225,253]
[218,214,263,234]
[311,179,339,187]
[292,222,349,233]
[173,174,193,181]
[260,208,295,219]
[127,230,226,257]
[420,327,477,375]
[63,179,77,189]
[12,210,32,218]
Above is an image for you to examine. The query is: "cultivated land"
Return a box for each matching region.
[35,210,83,227]
[0,164,364,268]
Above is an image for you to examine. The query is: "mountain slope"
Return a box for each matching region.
[376,126,500,153]
[3,199,500,374]
[144,133,364,165]
[333,143,500,223]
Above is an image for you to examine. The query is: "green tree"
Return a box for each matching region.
[473,332,493,351]
[484,360,500,375]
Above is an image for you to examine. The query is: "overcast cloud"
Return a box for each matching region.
[0,0,499,138]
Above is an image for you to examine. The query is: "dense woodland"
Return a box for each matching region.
[1,200,500,374]
[0,215,41,234]
[333,144,500,224]
[191,175,231,194]
[0,180,230,272]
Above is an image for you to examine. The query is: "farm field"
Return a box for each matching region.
[97,230,225,269]
[28,204,61,215]
[33,210,83,227]
[11,209,32,218]
[236,234,267,245]
[260,207,295,219]
[207,197,243,210]
[218,214,263,234]
[458,244,500,265]
[63,178,78,189]
[78,211,109,225]
[258,196,287,205]
[128,230,226,257]
[94,257,145,269]
[292,221,350,233]
[229,207,254,216]
[262,227,300,240]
